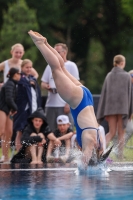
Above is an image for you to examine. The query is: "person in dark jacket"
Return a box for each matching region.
[11,108,61,164]
[0,67,21,162]
[13,59,41,152]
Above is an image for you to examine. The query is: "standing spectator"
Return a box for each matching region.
[0,44,39,162]
[0,68,21,163]
[46,115,74,163]
[97,55,132,159]
[124,70,133,144]
[0,43,38,85]
[13,59,41,152]
[41,43,80,131]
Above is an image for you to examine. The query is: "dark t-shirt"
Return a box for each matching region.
[54,127,73,137]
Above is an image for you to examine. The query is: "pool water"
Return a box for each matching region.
[0,163,133,200]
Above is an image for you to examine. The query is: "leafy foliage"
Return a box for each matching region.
[0,0,133,92]
[0,0,39,62]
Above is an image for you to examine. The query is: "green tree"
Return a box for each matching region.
[0,0,39,63]
[122,0,133,20]
[26,0,133,93]
[121,0,133,71]
[0,0,129,92]
[26,0,92,84]
[0,0,15,30]
[26,0,66,77]
[1,0,133,92]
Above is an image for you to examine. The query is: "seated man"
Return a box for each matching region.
[46,115,74,163]
[11,108,61,164]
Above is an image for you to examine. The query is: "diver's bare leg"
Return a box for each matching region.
[28,30,82,108]
[45,42,81,86]
[30,31,81,86]
[117,115,125,159]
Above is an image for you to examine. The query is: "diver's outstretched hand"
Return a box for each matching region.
[28,30,47,45]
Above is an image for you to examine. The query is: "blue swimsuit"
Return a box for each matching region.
[70,86,101,148]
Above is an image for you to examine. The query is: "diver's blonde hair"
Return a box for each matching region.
[113,55,125,67]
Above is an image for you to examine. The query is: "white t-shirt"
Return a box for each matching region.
[4,60,10,83]
[41,60,80,107]
[31,87,37,113]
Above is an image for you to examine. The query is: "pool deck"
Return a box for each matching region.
[0,162,133,171]
[0,162,78,171]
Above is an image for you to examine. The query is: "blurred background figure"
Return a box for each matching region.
[13,59,41,152]
[124,70,133,145]
[97,55,133,160]
[0,43,24,86]
[0,68,21,163]
[0,43,38,87]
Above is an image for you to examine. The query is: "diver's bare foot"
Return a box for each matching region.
[28,30,47,45]
[34,31,47,43]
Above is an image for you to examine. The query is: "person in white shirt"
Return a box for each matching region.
[41,43,80,131]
